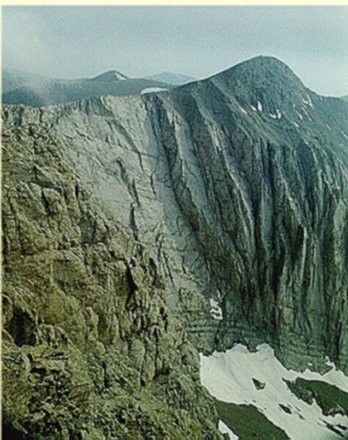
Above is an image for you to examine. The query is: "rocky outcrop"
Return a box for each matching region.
[3,56,348,378]
[2,123,222,438]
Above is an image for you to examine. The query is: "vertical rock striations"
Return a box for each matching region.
[150,57,348,372]
[3,56,348,380]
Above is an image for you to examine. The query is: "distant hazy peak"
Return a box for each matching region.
[88,70,128,82]
[146,72,196,86]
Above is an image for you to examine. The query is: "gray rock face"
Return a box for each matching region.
[2,122,222,438]
[3,56,348,374]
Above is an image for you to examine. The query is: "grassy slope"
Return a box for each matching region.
[214,398,289,440]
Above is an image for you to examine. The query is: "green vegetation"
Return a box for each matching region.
[285,378,348,416]
[214,399,289,440]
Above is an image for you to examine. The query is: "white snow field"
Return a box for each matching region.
[200,343,348,439]
[141,87,167,94]
[218,420,239,439]
[210,298,223,321]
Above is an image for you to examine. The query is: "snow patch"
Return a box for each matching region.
[238,106,248,115]
[200,343,348,440]
[114,72,126,81]
[325,356,336,370]
[296,112,304,120]
[210,298,223,321]
[219,420,239,439]
[302,94,313,107]
[141,87,167,94]
[301,106,313,122]
[269,110,282,119]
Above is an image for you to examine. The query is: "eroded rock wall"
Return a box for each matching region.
[2,123,222,439]
[3,57,348,375]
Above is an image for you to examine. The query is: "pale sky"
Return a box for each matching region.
[2,6,348,96]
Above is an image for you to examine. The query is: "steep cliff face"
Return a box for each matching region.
[150,56,348,372]
[3,56,348,377]
[2,123,222,438]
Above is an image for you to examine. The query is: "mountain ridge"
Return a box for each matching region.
[2,55,348,438]
[4,56,347,107]
[1,67,172,106]
[3,55,347,371]
[146,71,196,85]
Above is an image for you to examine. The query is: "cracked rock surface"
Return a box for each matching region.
[2,123,222,439]
[4,57,346,373]
[3,57,348,436]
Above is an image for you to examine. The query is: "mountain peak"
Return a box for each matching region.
[205,56,307,113]
[235,55,292,69]
[212,56,303,89]
[89,70,128,82]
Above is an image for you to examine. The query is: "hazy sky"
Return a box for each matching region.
[3,6,347,96]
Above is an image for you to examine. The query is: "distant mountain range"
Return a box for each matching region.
[2,68,196,107]
[145,71,196,85]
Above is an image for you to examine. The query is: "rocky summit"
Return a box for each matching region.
[2,56,348,439]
